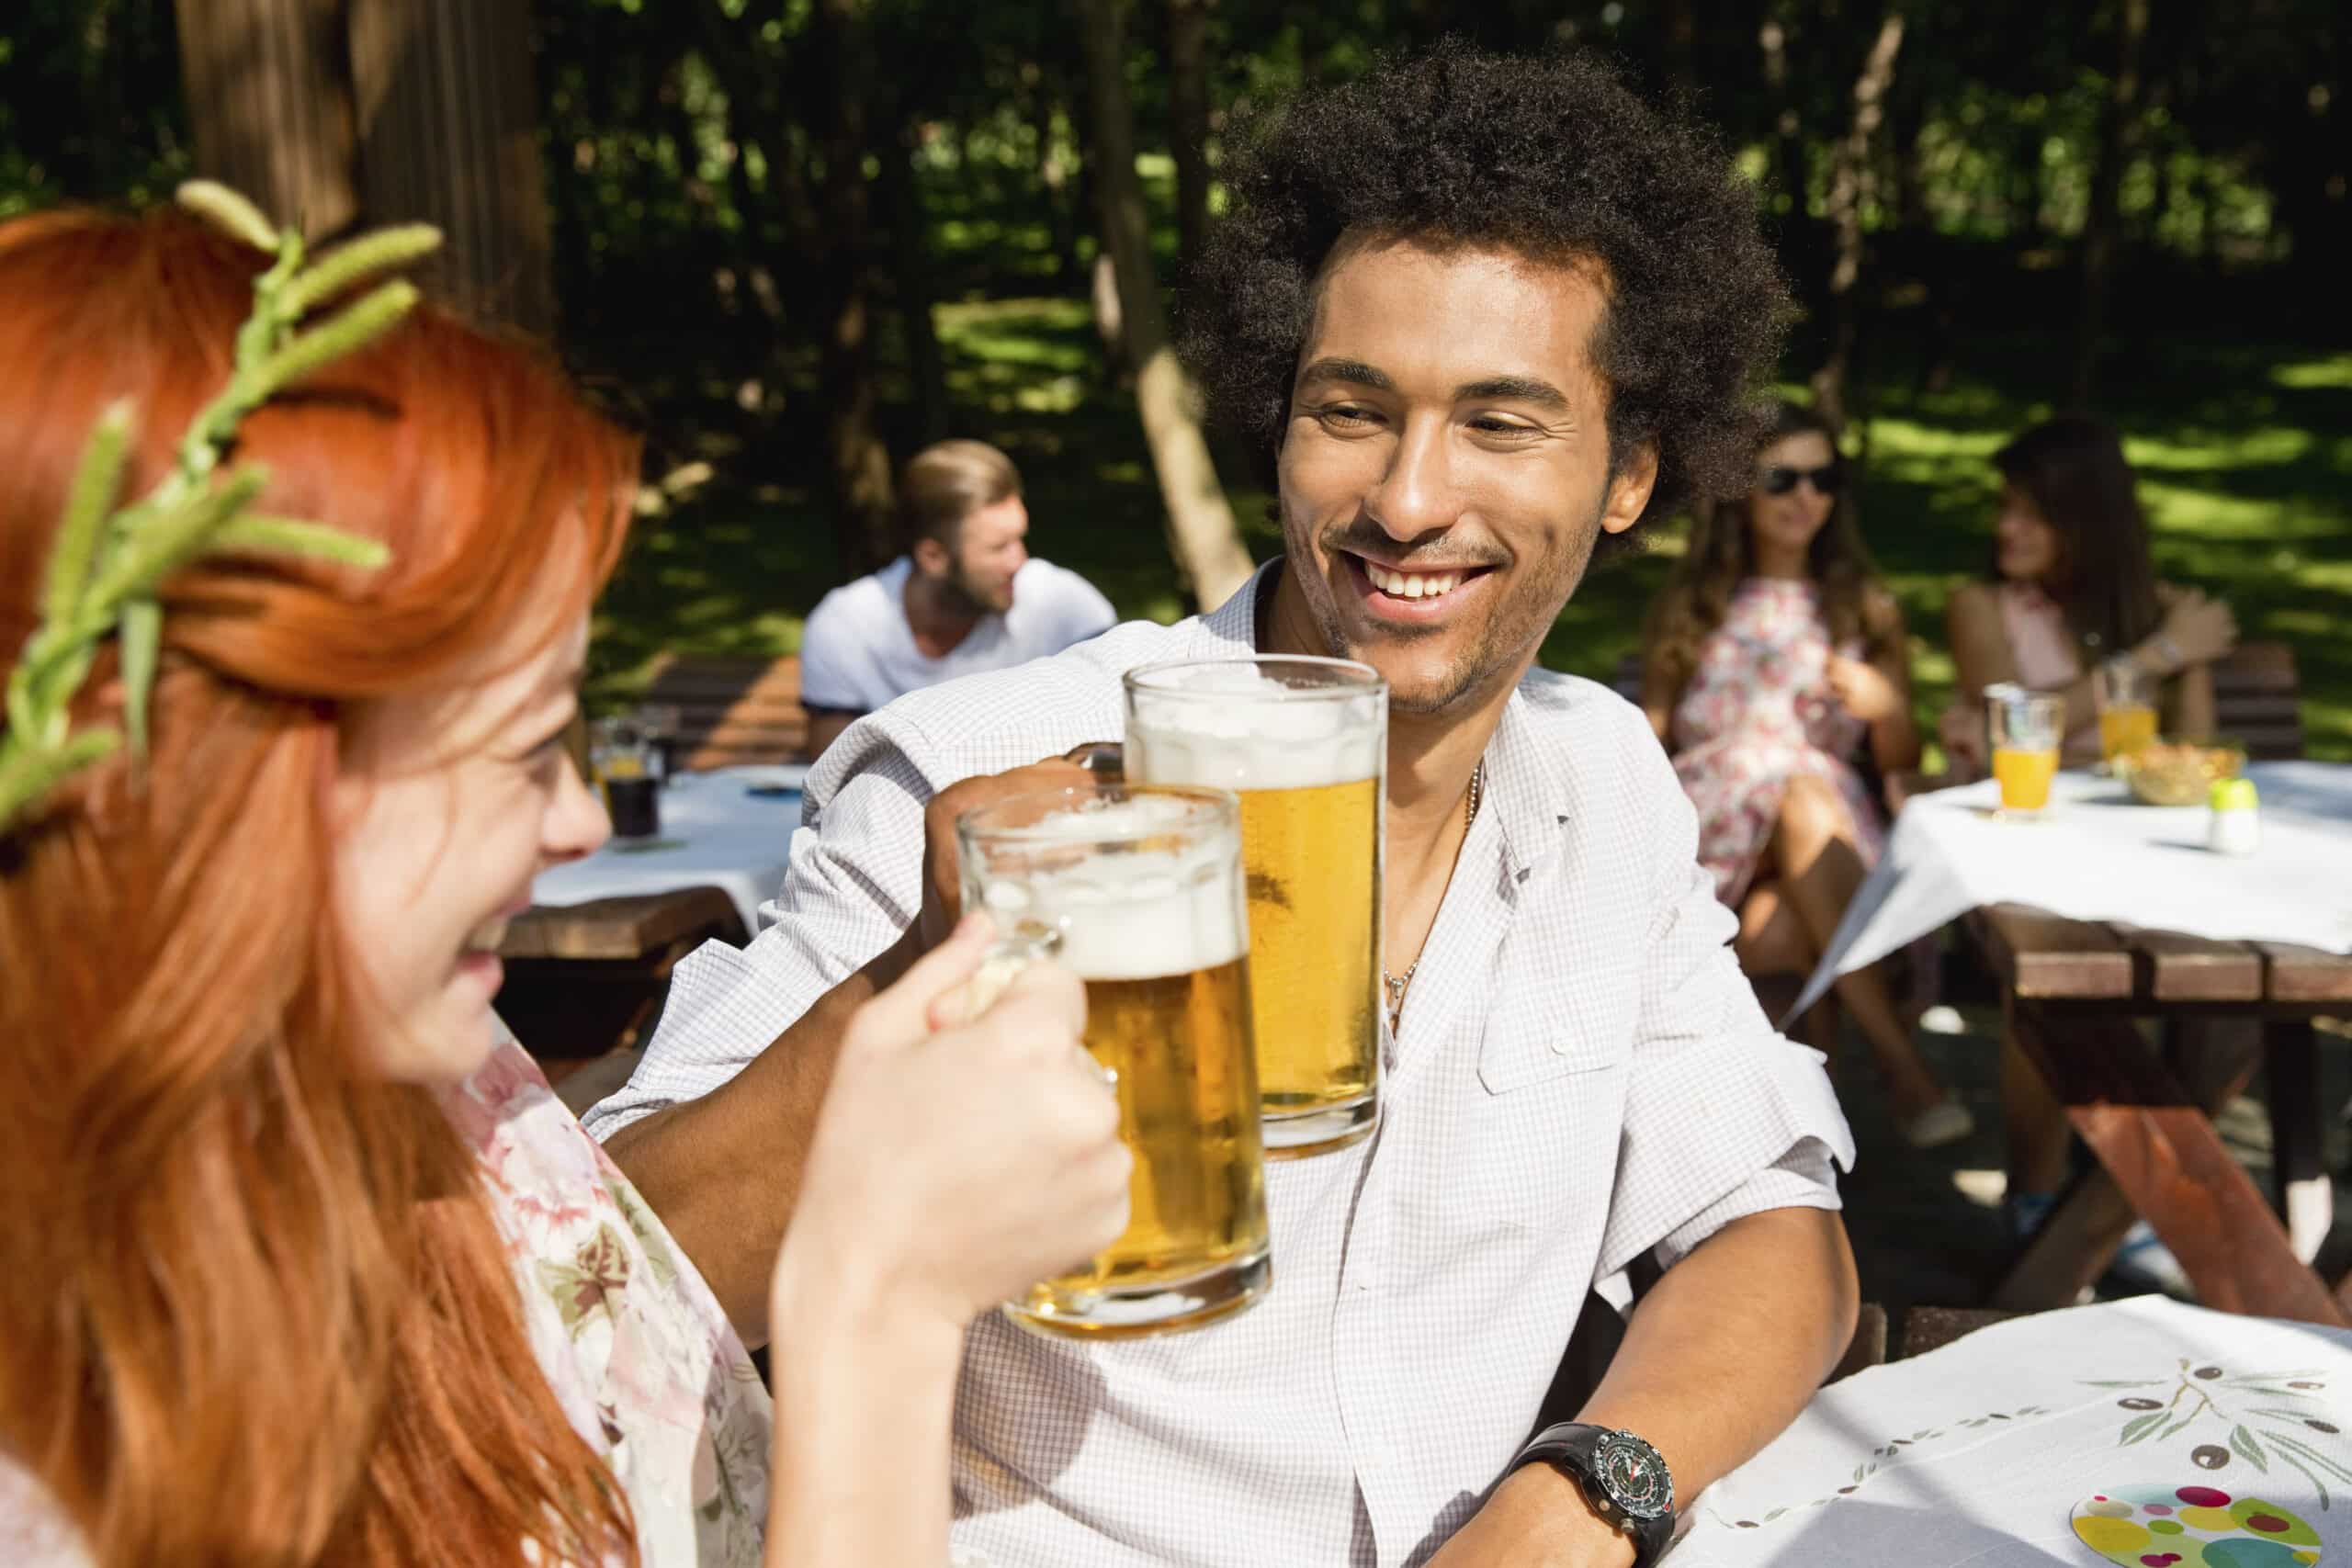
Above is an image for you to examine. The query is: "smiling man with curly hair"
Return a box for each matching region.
[594,41,1860,1568]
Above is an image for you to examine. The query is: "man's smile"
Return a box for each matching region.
[1333,547,1502,627]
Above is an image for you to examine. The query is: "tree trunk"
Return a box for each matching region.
[811,0,896,578]
[346,0,555,333]
[1809,6,1906,434]
[2071,0,2149,404]
[1079,0,1254,612]
[1167,0,1215,280]
[173,0,360,241]
[880,118,951,445]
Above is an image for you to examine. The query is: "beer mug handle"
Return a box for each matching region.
[933,926,1118,1094]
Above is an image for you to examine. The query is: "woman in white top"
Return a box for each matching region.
[0,199,1125,1566]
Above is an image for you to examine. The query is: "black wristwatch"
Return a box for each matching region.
[1514,1421,1676,1565]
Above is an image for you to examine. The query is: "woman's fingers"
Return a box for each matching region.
[854,912,997,1049]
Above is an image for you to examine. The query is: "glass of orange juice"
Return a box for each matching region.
[1986,683,2064,818]
[2094,658,2157,770]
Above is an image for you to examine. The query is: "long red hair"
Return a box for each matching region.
[0,208,640,1564]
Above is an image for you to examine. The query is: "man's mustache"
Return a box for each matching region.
[1318,526,1507,573]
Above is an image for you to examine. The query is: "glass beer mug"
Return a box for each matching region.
[1123,657,1386,1156]
[955,783,1272,1337]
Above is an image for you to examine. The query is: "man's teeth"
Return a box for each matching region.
[463,915,510,953]
[1363,562,1463,600]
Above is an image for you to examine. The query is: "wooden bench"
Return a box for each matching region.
[497,886,750,1082]
[1967,903,2352,1325]
[641,652,810,771]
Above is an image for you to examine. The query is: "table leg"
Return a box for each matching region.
[1997,1001,2348,1326]
[2265,1019,2331,1264]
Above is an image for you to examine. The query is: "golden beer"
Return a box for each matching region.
[1043,957,1265,1324]
[957,785,1271,1337]
[1125,657,1386,1156]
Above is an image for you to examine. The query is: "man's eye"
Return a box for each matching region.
[1470,416,1536,436]
[1319,404,1376,427]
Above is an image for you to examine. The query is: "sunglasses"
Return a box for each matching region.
[1760,463,1844,497]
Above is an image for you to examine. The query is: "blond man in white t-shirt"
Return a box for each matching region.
[799,440,1115,758]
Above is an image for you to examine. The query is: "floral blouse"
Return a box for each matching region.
[1,1039,772,1566]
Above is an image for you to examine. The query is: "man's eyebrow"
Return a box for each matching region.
[1295,357,1395,391]
[1454,374,1573,412]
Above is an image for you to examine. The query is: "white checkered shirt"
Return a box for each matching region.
[585,567,1855,1568]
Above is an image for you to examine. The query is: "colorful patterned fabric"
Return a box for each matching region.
[1,1040,773,1567]
[1668,578,1884,907]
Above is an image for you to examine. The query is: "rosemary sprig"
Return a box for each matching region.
[0,183,443,835]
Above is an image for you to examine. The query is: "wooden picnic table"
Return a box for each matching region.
[497,886,748,1082]
[1968,902,2352,1325]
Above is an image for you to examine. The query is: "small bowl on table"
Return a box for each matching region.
[2116,739,2245,807]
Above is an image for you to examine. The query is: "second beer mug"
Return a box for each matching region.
[1123,656,1386,1156]
[956,784,1271,1337]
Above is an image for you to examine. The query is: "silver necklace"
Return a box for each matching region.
[1382,760,1483,1034]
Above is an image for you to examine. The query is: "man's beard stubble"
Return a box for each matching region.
[1303,498,1608,718]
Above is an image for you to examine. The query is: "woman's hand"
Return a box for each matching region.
[1937,702,1985,776]
[1825,655,1901,723]
[2152,589,2238,671]
[771,913,1130,1342]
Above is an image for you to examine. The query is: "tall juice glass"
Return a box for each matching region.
[1987,683,2064,818]
[956,784,1271,1337]
[1123,657,1385,1156]
[2095,658,2158,769]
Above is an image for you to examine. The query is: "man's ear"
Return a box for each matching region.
[910,536,950,575]
[1600,443,1660,536]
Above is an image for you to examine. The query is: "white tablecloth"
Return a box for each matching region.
[1675,1295,2351,1566]
[1791,761,2352,1021]
[529,764,805,934]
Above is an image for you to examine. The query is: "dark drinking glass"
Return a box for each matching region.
[605,775,661,840]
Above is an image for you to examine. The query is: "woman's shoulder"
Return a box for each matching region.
[1944,577,2010,629]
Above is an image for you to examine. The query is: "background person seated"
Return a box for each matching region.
[1642,400,1968,1148]
[1939,413,2236,774]
[798,438,1114,757]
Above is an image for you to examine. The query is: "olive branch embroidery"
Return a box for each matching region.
[1723,1405,2057,1530]
[2083,1359,2350,1507]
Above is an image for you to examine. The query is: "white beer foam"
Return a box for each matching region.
[1126,664,1383,789]
[1128,713,1381,790]
[982,843,1247,983]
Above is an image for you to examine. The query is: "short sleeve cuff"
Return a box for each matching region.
[1653,1142,1842,1270]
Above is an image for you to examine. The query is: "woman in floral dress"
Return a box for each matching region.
[0,204,1125,1566]
[1641,401,1966,1147]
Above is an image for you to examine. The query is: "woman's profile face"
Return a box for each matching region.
[331,615,609,1082]
[1994,481,2064,584]
[1747,430,1839,562]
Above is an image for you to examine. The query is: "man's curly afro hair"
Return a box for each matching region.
[1178,42,1792,539]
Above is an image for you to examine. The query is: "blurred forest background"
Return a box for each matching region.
[4,0,2346,750]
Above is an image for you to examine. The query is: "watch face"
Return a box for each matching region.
[1596,1430,1674,1521]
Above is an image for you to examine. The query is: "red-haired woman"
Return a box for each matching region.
[0,207,1126,1566]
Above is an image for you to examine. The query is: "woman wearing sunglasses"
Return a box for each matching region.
[1642,400,1966,1148]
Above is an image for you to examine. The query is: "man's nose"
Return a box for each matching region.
[1365,416,1456,539]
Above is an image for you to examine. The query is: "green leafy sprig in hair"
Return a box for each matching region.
[0,182,442,835]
